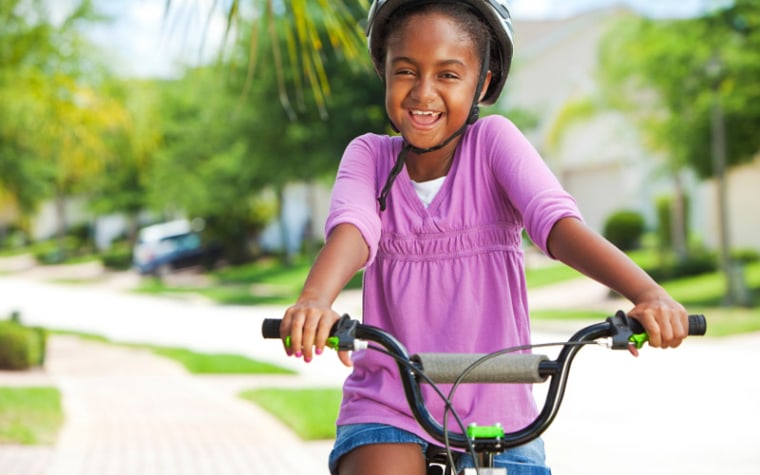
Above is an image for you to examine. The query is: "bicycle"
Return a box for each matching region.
[262,311,707,474]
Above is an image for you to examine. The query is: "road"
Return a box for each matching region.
[1,270,758,474]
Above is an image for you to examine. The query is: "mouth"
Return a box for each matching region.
[408,109,442,127]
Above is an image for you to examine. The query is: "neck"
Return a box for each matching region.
[404,141,458,182]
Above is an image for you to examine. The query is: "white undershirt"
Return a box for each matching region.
[411,176,446,208]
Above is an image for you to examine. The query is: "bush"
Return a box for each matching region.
[100,241,133,270]
[31,237,82,265]
[603,210,645,251]
[656,194,690,251]
[733,248,760,264]
[646,250,718,282]
[0,320,47,370]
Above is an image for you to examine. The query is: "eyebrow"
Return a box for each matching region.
[389,56,467,69]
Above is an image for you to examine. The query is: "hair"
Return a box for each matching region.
[378,2,498,78]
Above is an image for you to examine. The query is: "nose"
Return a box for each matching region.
[410,74,436,103]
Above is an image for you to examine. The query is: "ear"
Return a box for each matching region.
[478,70,493,103]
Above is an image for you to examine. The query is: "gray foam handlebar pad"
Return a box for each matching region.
[413,353,549,384]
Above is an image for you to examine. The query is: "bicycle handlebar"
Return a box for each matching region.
[261,311,706,449]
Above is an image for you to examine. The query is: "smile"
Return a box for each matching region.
[409,109,442,126]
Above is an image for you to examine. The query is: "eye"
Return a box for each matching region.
[439,72,460,80]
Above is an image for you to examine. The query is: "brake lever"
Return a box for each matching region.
[327,314,360,351]
[606,310,643,357]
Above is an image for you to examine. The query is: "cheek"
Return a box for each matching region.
[385,82,403,111]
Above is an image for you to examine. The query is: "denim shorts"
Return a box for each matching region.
[328,423,551,474]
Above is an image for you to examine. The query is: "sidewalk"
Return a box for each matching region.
[0,335,334,475]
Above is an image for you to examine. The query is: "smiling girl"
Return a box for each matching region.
[278,1,689,474]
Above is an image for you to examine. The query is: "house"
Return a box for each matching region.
[699,156,760,251]
[499,7,661,232]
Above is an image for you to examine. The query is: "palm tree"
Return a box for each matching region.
[164,0,371,118]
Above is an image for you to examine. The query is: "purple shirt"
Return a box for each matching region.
[325,115,582,442]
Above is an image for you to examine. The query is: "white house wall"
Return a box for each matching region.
[699,157,760,251]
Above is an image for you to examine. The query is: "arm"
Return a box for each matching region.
[281,223,369,365]
[547,217,688,348]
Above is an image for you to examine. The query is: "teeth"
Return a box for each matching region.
[412,110,438,116]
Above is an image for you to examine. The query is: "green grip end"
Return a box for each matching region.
[629,333,648,349]
[326,336,340,350]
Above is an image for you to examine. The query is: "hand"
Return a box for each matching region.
[280,299,353,367]
[627,289,688,348]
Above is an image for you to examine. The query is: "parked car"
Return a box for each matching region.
[132,219,220,276]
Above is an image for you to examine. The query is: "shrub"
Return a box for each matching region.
[603,210,645,251]
[673,251,718,277]
[31,237,81,265]
[646,250,718,282]
[656,194,690,251]
[100,241,133,270]
[732,248,760,264]
[0,325,36,370]
[0,320,47,370]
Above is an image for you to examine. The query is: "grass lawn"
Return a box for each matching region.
[525,264,583,288]
[239,387,342,440]
[148,347,295,375]
[134,257,364,305]
[138,256,580,304]
[0,387,63,445]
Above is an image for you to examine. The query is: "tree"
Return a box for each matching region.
[88,78,164,244]
[0,0,59,219]
[146,11,385,263]
[1,0,129,254]
[163,0,371,117]
[599,1,760,304]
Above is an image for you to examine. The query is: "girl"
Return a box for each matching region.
[279,1,689,474]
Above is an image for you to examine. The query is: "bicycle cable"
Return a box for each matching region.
[365,344,479,471]
[365,339,603,473]
[442,340,602,473]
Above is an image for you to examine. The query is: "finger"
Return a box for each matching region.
[669,310,689,348]
[658,311,675,348]
[632,309,661,348]
[338,350,353,367]
[301,312,320,362]
[314,312,338,357]
[288,311,306,358]
[280,311,294,356]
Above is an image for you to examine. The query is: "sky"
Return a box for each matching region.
[55,0,716,78]
[511,0,712,20]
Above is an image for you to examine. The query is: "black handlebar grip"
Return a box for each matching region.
[261,318,283,339]
[629,314,707,335]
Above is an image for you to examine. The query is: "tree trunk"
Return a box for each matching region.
[711,89,750,306]
[670,171,688,262]
[54,188,67,263]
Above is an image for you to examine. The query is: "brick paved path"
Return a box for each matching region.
[0,336,332,475]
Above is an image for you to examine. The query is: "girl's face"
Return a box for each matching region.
[384,11,491,151]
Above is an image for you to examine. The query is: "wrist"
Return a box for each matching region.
[296,289,332,308]
[631,285,675,306]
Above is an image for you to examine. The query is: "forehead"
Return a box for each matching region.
[386,11,478,58]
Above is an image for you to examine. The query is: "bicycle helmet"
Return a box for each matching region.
[366,0,514,106]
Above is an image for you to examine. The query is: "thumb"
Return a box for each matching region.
[338,350,353,367]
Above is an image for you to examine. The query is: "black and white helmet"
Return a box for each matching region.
[366,0,514,105]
